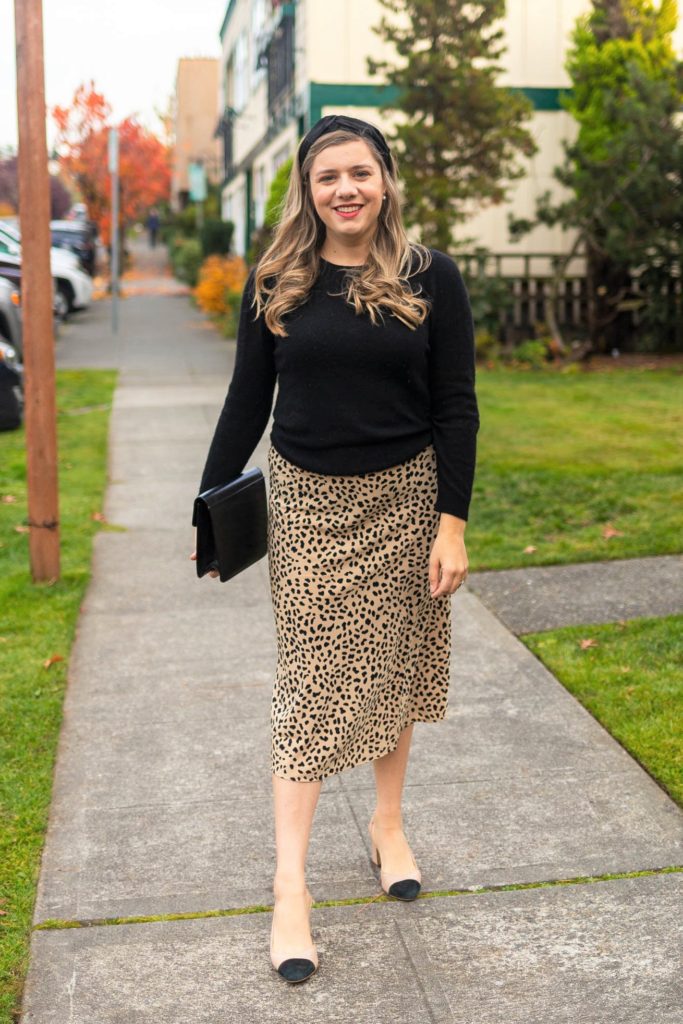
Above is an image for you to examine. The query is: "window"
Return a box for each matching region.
[224,56,234,110]
[233,30,249,112]
[251,0,268,89]
[266,11,294,112]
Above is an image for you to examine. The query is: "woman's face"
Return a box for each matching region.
[308,139,385,249]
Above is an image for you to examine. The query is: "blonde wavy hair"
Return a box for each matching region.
[251,127,433,337]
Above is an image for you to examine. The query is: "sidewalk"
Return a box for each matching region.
[467,554,683,634]
[21,240,682,1022]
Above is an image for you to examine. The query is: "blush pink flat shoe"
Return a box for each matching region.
[269,889,318,983]
[368,817,422,901]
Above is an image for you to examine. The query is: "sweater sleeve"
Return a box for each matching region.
[427,251,480,521]
[193,266,276,521]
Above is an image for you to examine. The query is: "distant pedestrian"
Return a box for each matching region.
[146,208,160,248]
[190,115,480,984]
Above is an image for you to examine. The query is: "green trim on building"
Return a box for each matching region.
[308,82,570,125]
[520,86,572,110]
[309,83,400,126]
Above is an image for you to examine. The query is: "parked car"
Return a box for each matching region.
[0,276,23,359]
[0,256,22,297]
[50,219,98,277]
[0,249,89,320]
[68,203,89,222]
[0,225,93,314]
[0,220,80,269]
[0,257,65,323]
[0,337,23,432]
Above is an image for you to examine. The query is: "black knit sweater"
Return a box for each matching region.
[196,247,480,521]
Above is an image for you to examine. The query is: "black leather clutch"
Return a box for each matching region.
[193,467,268,582]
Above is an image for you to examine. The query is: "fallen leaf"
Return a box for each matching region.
[14,524,29,534]
[579,638,599,649]
[523,545,537,553]
[92,512,107,523]
[602,522,624,539]
[43,654,64,670]
[1,494,17,504]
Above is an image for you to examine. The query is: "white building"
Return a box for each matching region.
[216,0,682,270]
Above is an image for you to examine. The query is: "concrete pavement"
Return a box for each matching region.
[19,240,683,1022]
[466,554,683,634]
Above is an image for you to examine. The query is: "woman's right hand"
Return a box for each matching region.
[190,528,220,578]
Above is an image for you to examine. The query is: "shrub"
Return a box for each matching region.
[171,205,200,239]
[247,222,274,266]
[199,218,234,258]
[510,338,549,368]
[221,287,244,338]
[247,157,293,264]
[194,254,248,315]
[264,158,292,230]
[172,237,203,286]
[475,329,500,361]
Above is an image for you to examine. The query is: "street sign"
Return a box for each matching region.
[188,162,207,202]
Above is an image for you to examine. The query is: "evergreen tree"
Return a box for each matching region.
[367,0,537,252]
[510,0,683,353]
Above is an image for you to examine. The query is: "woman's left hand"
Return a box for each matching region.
[429,527,469,598]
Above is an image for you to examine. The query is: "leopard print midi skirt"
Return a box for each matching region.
[266,442,452,783]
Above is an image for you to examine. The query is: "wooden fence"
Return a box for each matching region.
[458,251,682,350]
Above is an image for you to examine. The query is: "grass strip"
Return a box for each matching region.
[521,614,683,806]
[32,864,683,931]
[0,369,117,1023]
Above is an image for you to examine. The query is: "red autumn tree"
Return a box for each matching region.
[52,81,171,246]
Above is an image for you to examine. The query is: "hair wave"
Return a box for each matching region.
[249,127,433,336]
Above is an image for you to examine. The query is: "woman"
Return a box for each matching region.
[191,114,480,984]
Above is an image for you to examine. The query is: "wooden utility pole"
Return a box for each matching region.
[14,0,60,581]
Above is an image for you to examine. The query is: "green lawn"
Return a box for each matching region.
[468,366,682,569]
[0,369,117,1022]
[523,614,683,806]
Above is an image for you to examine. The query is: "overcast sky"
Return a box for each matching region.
[0,0,226,152]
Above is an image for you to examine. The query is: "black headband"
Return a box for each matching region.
[297,115,393,175]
